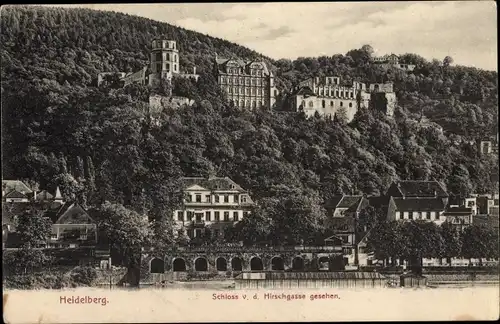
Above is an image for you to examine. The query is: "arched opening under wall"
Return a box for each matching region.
[318,256,330,271]
[271,257,285,271]
[250,257,263,271]
[231,257,243,271]
[150,258,165,273]
[216,257,227,271]
[172,258,186,272]
[292,257,305,271]
[194,257,208,271]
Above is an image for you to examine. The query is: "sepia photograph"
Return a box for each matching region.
[1,1,499,322]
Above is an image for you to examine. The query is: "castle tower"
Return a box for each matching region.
[148,39,180,88]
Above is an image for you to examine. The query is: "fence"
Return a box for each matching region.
[234,272,387,289]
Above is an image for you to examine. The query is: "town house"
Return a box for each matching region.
[173,176,254,239]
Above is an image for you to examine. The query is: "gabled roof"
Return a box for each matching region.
[389,180,448,198]
[367,195,391,208]
[2,180,33,194]
[4,189,28,199]
[181,177,246,192]
[325,195,363,210]
[392,197,446,211]
[35,190,54,201]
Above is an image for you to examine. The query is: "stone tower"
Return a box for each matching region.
[148,39,180,88]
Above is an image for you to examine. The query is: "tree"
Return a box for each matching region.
[93,202,151,275]
[365,221,408,266]
[461,224,498,264]
[233,206,273,246]
[361,44,374,57]
[443,56,454,67]
[439,221,462,264]
[16,208,52,248]
[401,220,444,274]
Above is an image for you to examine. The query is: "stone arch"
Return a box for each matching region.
[231,257,243,271]
[271,256,285,271]
[150,258,165,273]
[172,258,186,272]
[318,256,330,271]
[292,256,305,271]
[216,257,227,271]
[194,257,208,271]
[250,257,264,271]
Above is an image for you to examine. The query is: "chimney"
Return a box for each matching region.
[193,66,196,75]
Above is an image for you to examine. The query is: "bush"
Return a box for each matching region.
[69,266,98,286]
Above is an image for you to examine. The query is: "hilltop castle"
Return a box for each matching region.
[98,38,199,89]
[372,54,415,71]
[213,55,279,110]
[289,76,396,121]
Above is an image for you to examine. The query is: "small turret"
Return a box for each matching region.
[54,186,63,203]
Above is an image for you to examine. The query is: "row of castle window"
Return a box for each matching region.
[186,194,247,203]
[221,77,263,86]
[177,210,249,222]
[228,87,264,95]
[154,52,178,63]
[302,100,353,108]
[318,89,354,98]
[226,68,263,76]
[230,100,263,109]
[154,63,177,73]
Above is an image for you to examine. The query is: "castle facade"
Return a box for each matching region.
[214,55,278,110]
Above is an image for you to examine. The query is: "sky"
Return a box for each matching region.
[47,2,497,71]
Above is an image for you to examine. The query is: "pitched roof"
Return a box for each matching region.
[181,177,246,192]
[392,197,446,211]
[367,195,391,208]
[390,180,448,198]
[4,189,28,199]
[35,190,54,201]
[2,180,33,194]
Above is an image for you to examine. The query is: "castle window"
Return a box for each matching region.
[177,211,183,221]
[349,102,353,108]
[240,100,244,107]
[335,90,339,97]
[233,87,237,94]
[234,212,239,221]
[224,212,230,221]
[156,63,161,72]
[309,101,314,108]
[205,211,211,221]
[221,77,225,84]
[322,100,326,108]
[251,88,255,95]
[340,102,343,107]
[246,78,250,85]
[240,77,243,84]
[166,63,170,71]
[228,78,232,84]
[246,100,250,108]
[246,88,249,95]
[229,87,232,94]
[174,64,177,72]
[330,101,334,107]
[240,87,244,94]
[166,53,170,61]
[252,101,256,108]
[259,101,262,107]
[215,211,220,221]
[319,89,323,96]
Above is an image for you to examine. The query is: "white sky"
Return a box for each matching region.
[47,2,497,71]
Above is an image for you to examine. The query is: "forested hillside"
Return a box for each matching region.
[1,4,498,243]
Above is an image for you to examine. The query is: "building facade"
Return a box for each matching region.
[289,76,396,121]
[214,55,278,110]
[372,54,416,71]
[173,177,254,239]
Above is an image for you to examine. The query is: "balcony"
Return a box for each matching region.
[191,220,206,227]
